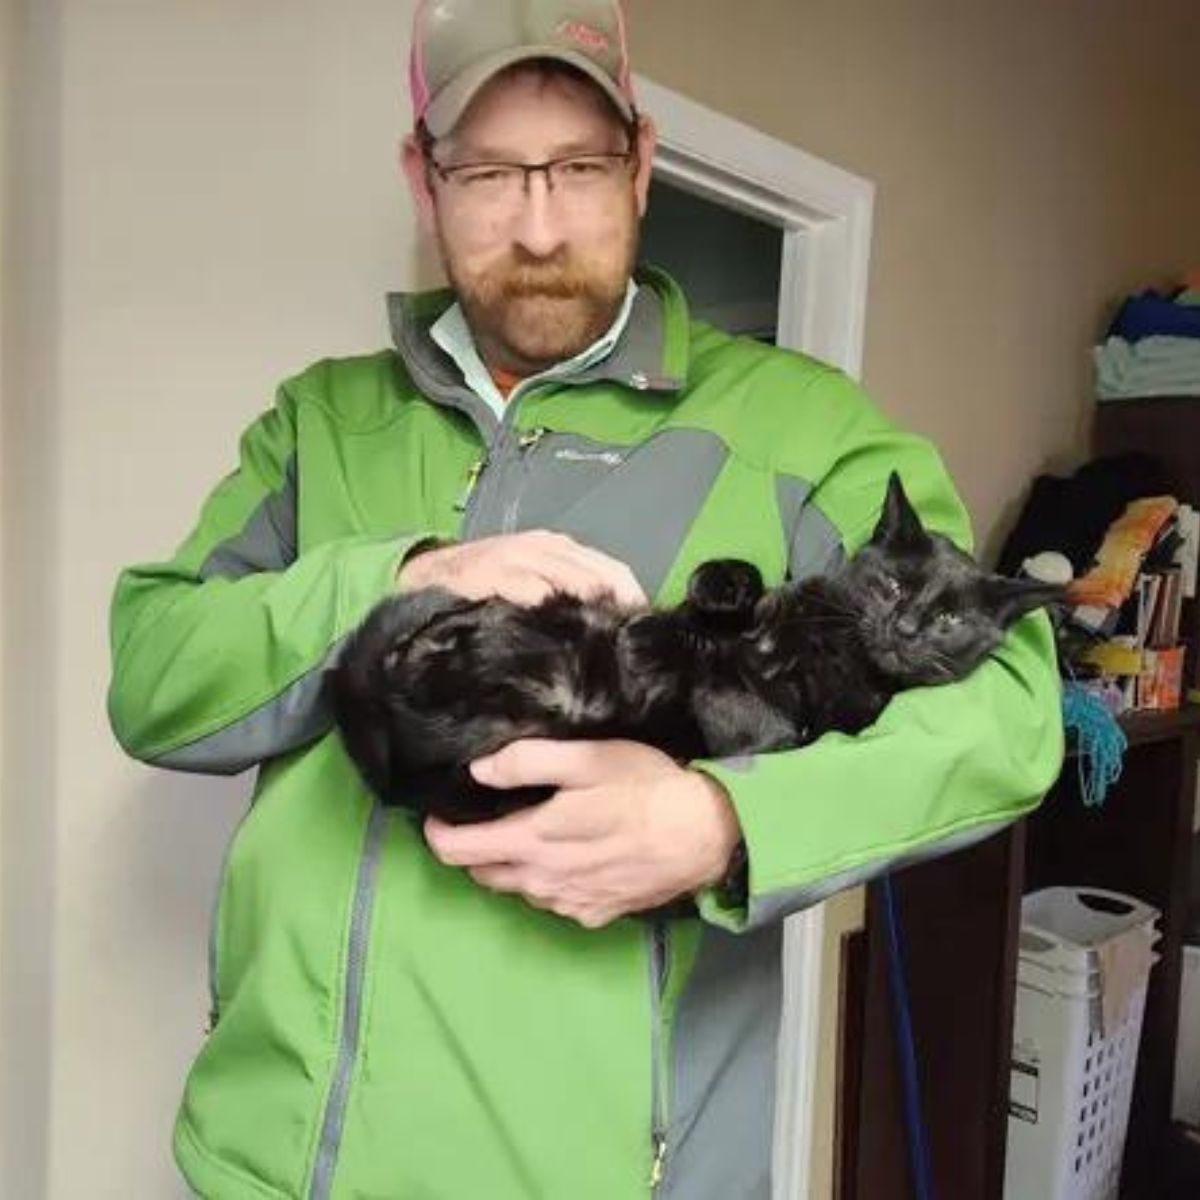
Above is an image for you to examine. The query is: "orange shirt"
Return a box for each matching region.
[489,365,525,399]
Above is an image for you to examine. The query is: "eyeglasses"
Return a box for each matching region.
[427,150,636,208]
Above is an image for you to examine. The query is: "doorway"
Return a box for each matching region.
[642,177,782,344]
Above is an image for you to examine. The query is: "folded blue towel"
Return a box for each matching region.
[1108,290,1200,343]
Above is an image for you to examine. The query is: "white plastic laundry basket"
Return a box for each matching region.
[1003,887,1160,1200]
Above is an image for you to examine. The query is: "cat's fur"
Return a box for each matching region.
[326,474,1061,822]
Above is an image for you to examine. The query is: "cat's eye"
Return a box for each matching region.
[934,611,963,630]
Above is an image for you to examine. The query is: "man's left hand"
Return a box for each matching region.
[423,740,742,928]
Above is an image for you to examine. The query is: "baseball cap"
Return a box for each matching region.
[410,0,637,139]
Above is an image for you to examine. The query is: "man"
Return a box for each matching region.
[107,2,1063,1197]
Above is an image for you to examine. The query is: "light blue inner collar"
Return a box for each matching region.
[429,280,639,417]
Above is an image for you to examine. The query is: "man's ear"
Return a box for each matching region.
[400,133,438,236]
[632,113,658,218]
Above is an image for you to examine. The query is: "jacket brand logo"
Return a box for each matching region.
[555,448,623,466]
[556,20,610,53]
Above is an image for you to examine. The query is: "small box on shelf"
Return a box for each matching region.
[1077,565,1190,713]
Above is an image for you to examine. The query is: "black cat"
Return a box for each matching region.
[326,473,1061,822]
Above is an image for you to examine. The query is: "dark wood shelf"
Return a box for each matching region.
[1119,703,1200,746]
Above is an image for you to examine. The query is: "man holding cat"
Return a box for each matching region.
[108,2,1064,1197]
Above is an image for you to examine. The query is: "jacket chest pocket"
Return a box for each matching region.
[472,427,731,601]
[296,414,482,551]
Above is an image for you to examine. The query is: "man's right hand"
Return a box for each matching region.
[397,530,647,609]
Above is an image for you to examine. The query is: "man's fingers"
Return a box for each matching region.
[512,532,646,607]
[467,865,612,927]
[467,864,527,894]
[400,530,645,609]
[546,541,647,607]
[491,570,557,607]
[489,557,626,608]
[425,813,537,867]
[471,738,615,792]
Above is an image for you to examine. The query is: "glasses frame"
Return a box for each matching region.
[416,115,642,206]
[426,148,637,200]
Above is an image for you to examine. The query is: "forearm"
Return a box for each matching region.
[693,610,1063,931]
[108,533,434,773]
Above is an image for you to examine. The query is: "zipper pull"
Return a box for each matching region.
[454,457,486,513]
[517,426,548,452]
[650,1134,667,1189]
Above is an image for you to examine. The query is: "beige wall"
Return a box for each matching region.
[3,1,1200,1196]
[0,0,9,901]
[631,0,1200,558]
[0,0,7,1171]
[1,0,56,1194]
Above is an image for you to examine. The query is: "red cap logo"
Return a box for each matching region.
[557,19,611,53]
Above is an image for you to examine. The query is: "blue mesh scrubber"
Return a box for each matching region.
[1062,681,1128,808]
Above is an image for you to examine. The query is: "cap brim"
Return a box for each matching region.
[421,45,635,139]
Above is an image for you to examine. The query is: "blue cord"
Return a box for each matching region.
[1061,681,1127,808]
[882,873,936,1200]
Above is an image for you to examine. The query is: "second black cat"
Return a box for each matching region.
[326,473,1061,822]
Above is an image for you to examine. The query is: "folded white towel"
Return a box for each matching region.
[1095,335,1200,400]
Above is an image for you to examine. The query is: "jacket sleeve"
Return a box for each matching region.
[693,371,1064,932]
[107,381,433,775]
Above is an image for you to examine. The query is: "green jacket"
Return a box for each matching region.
[108,267,1063,1199]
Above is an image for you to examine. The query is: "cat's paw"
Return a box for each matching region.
[686,560,765,631]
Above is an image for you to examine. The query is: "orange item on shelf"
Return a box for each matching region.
[1068,496,1178,609]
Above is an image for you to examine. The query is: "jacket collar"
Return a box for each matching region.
[386,265,690,420]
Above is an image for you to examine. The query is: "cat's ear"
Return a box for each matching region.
[873,472,932,552]
[982,576,1066,627]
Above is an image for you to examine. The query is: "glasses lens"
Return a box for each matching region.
[452,165,524,204]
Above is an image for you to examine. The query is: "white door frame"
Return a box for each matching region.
[635,75,876,1200]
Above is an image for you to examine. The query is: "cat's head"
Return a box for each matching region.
[842,472,1062,686]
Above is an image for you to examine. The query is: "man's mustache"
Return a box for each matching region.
[490,256,590,299]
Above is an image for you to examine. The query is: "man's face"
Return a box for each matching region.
[403,69,656,374]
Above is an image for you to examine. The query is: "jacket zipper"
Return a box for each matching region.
[308,804,390,1200]
[453,456,487,513]
[504,426,548,532]
[649,919,671,1194]
[459,401,548,537]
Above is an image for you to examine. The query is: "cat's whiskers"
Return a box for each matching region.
[923,651,958,682]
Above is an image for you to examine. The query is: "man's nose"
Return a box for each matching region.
[511,171,567,259]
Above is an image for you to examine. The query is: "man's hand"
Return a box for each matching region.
[424,739,743,928]
[398,530,646,608]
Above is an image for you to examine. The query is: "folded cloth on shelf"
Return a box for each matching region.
[1108,290,1200,342]
[1095,335,1200,400]
[1068,494,1178,610]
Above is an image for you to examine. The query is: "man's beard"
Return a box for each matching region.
[439,224,638,375]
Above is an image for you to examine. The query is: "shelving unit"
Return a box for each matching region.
[834,395,1200,1197]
